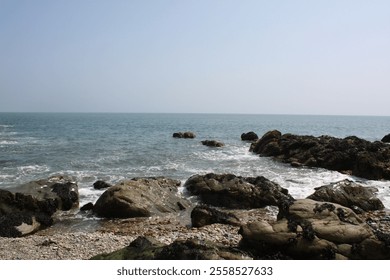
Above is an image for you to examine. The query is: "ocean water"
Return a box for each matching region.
[1,113,390,209]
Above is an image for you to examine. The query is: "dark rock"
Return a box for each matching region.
[173,132,196,138]
[239,199,390,259]
[91,236,251,260]
[184,173,294,209]
[0,189,55,237]
[381,134,390,143]
[80,202,94,211]
[93,180,112,190]
[93,177,190,218]
[191,205,241,227]
[201,140,224,147]
[251,130,390,180]
[241,131,259,141]
[307,179,384,212]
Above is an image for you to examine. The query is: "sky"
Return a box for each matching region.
[0,0,389,115]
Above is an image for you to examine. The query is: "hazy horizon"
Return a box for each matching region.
[1,0,389,116]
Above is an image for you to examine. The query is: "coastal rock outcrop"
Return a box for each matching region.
[241,131,259,141]
[93,180,112,190]
[173,132,196,138]
[184,173,294,209]
[91,236,251,260]
[201,140,224,147]
[307,179,384,212]
[93,177,190,218]
[251,130,390,180]
[239,199,390,259]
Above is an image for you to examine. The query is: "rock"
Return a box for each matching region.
[0,189,55,237]
[201,140,224,147]
[93,180,112,190]
[239,199,390,259]
[173,132,196,138]
[191,205,241,227]
[251,130,390,180]
[241,131,259,141]
[184,173,294,209]
[382,134,390,143]
[91,236,251,260]
[307,179,384,212]
[80,202,94,211]
[13,175,79,211]
[93,177,190,218]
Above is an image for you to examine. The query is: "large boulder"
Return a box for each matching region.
[251,130,390,180]
[93,177,190,218]
[91,236,251,260]
[307,179,384,212]
[0,176,79,237]
[0,189,56,237]
[239,199,390,259]
[184,173,294,209]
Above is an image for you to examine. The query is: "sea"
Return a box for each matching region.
[1,113,390,210]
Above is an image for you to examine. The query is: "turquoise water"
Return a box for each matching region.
[1,113,390,208]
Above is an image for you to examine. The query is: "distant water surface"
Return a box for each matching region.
[1,113,390,208]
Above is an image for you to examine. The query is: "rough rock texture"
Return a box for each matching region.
[91,236,251,260]
[239,199,390,259]
[201,140,225,147]
[0,176,79,237]
[382,134,390,143]
[184,173,294,209]
[241,131,259,141]
[251,130,390,180]
[93,177,190,218]
[173,132,196,138]
[307,179,384,212]
[191,205,241,227]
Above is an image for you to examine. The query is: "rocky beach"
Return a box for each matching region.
[1,130,390,260]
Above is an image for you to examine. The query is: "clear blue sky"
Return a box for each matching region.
[1,0,389,115]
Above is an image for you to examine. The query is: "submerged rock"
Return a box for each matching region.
[201,140,224,147]
[173,132,196,138]
[93,177,190,218]
[251,130,390,180]
[184,173,294,209]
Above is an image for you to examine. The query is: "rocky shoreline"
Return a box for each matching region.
[1,130,390,260]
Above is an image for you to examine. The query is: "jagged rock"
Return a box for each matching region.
[239,199,390,259]
[93,180,112,190]
[91,236,252,260]
[173,132,196,138]
[191,205,241,227]
[184,173,294,209]
[307,179,384,212]
[241,131,259,141]
[251,130,390,180]
[93,177,190,218]
[201,140,224,147]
